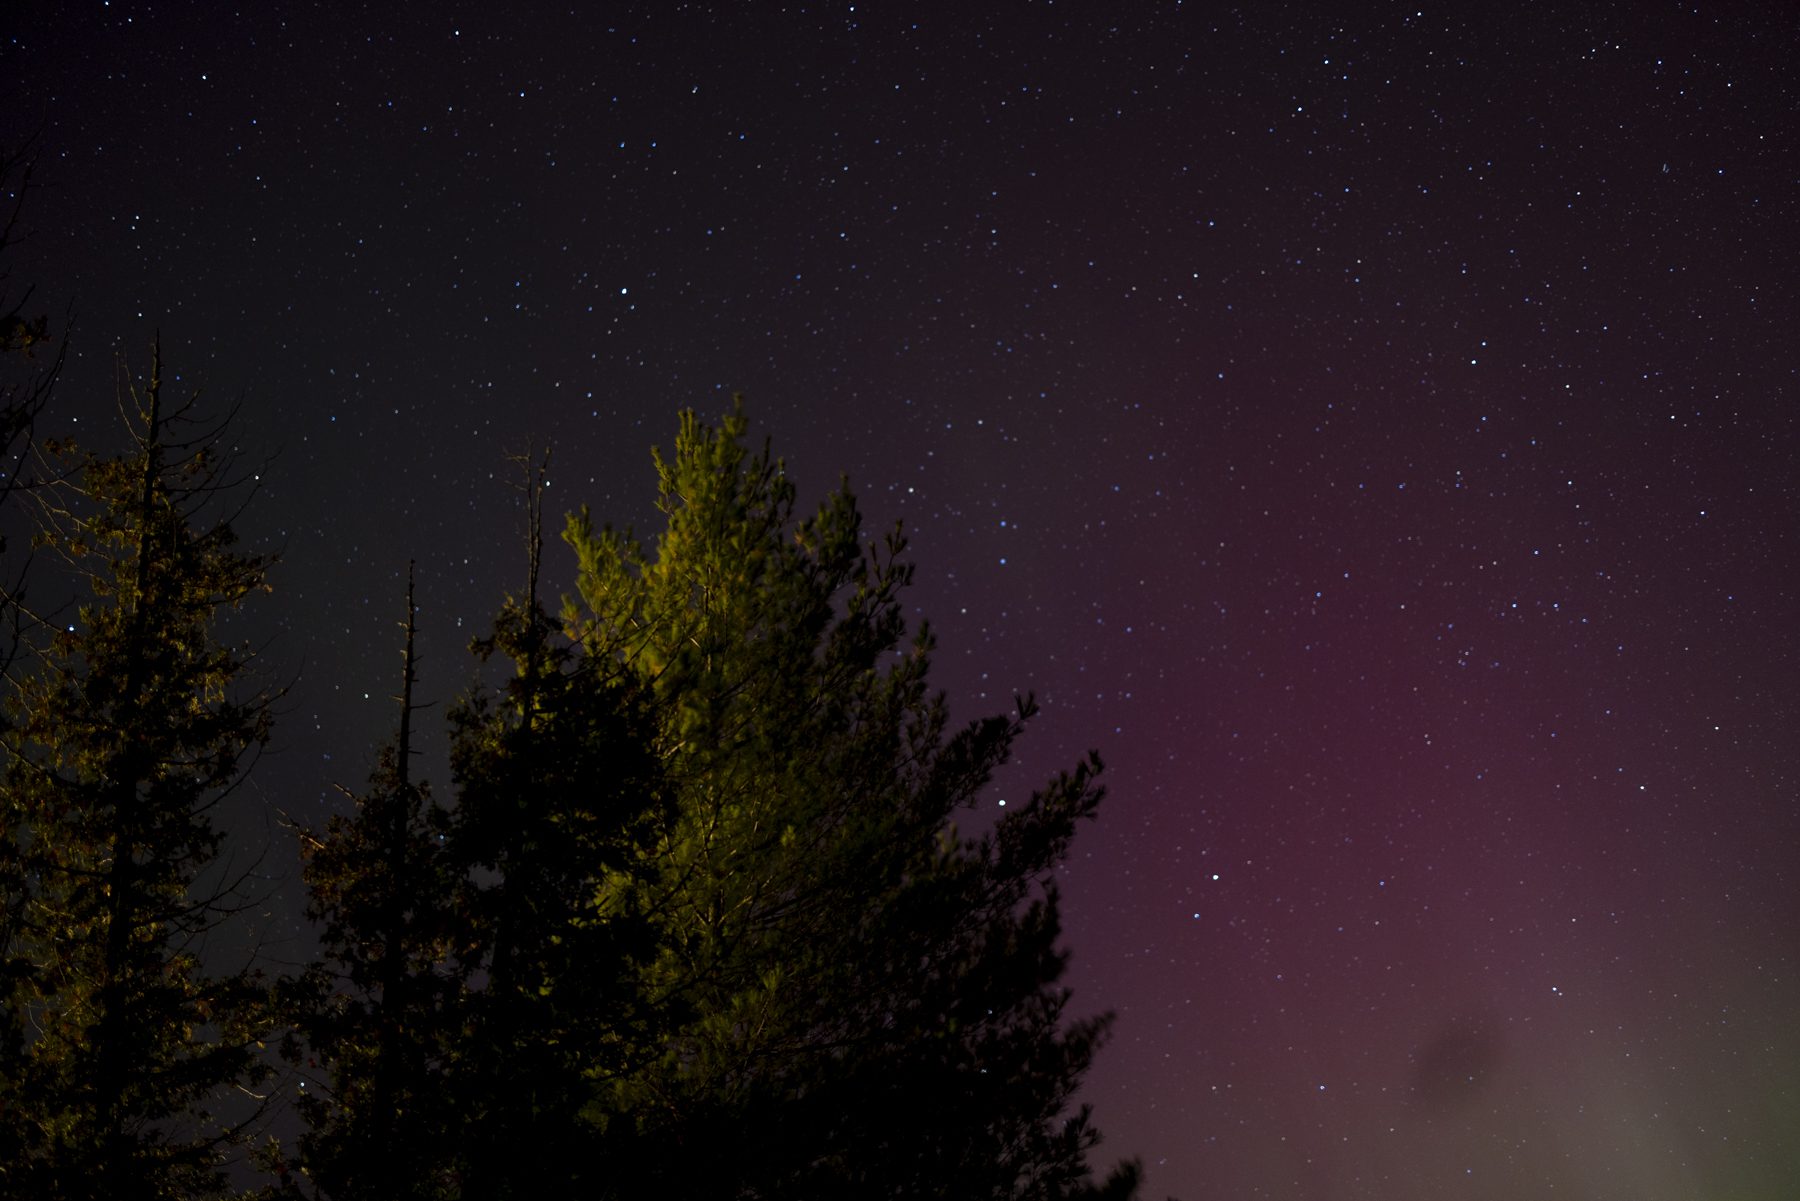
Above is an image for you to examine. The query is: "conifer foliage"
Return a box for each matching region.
[290,405,1141,1198]
[290,467,667,1200]
[0,345,275,1199]
[286,564,461,1201]
[438,458,665,1198]
[559,404,1140,1199]
[3,385,1144,1198]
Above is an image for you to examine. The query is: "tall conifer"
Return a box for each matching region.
[442,453,665,1198]
[0,343,275,1199]
[562,403,1140,1199]
[288,461,667,1200]
[288,564,460,1200]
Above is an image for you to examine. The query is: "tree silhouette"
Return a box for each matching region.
[1,142,70,1128]
[440,453,666,1198]
[291,464,668,1200]
[0,343,276,1199]
[285,406,1143,1198]
[286,564,461,1201]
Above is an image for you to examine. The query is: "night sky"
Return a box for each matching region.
[8,4,1800,1197]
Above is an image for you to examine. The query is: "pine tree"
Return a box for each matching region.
[0,343,275,1199]
[0,136,63,1180]
[561,402,1141,1199]
[291,466,668,1200]
[287,564,461,1201]
[286,409,1144,1197]
[440,454,665,1198]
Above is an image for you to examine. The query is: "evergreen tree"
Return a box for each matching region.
[0,343,275,1199]
[562,403,1140,1199]
[286,564,461,1201]
[287,410,1143,1197]
[0,135,57,1188]
[440,455,665,1198]
[0,135,64,1182]
[291,468,667,1200]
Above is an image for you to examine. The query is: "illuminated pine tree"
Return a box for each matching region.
[561,403,1139,1199]
[0,343,275,1200]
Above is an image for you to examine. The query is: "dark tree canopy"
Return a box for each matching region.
[285,566,463,1201]
[88,400,1142,1200]
[0,345,276,1199]
[290,468,670,1201]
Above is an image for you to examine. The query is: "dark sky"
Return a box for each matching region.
[9,4,1800,1197]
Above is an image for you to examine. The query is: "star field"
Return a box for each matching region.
[7,4,1799,1197]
